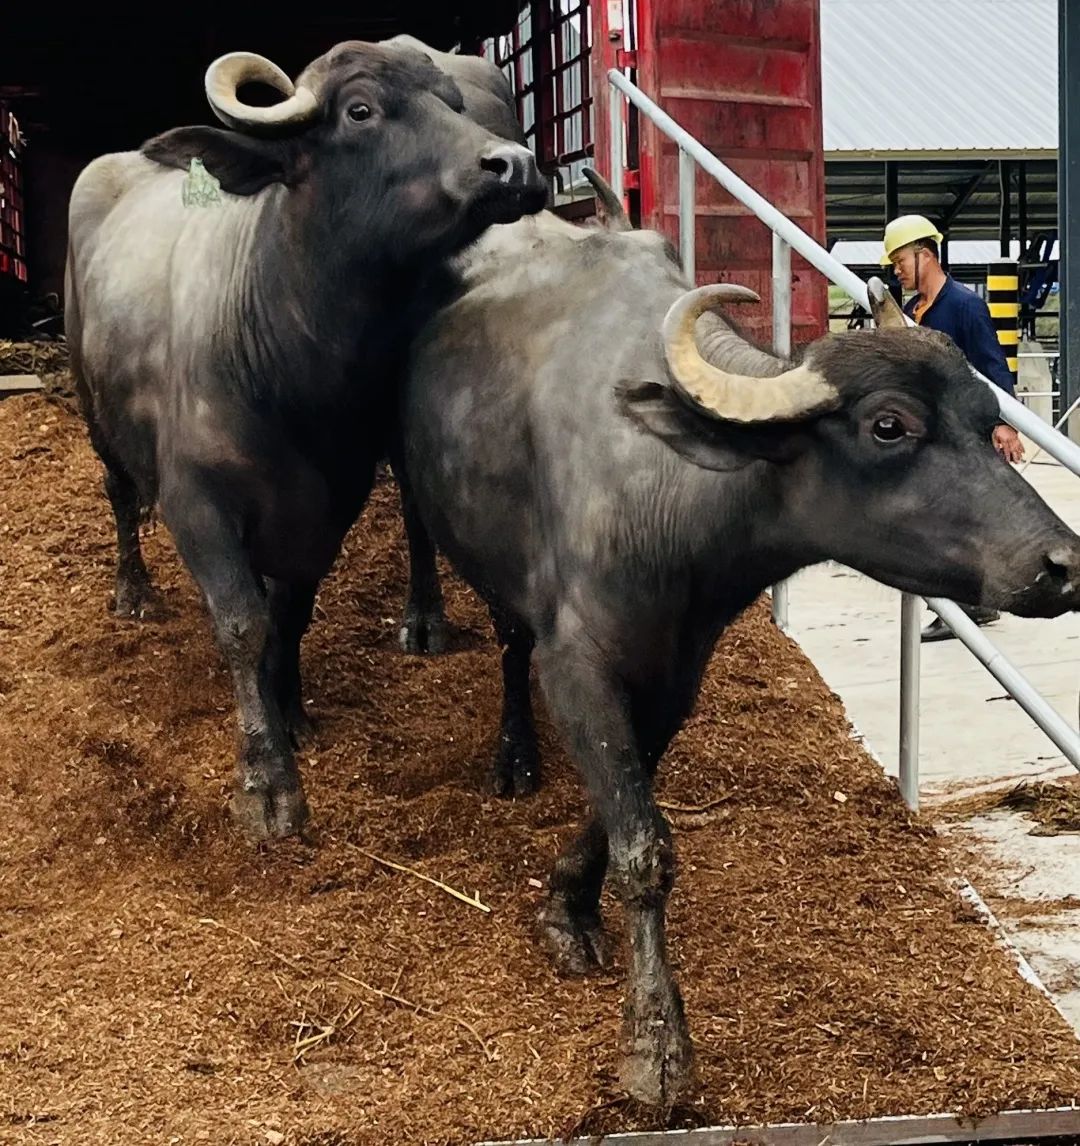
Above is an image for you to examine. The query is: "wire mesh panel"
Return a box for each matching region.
[483,2,594,200]
[549,0,592,169]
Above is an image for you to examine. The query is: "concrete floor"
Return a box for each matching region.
[781,418,1080,1034]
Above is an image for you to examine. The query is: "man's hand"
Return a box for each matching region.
[993,423,1025,463]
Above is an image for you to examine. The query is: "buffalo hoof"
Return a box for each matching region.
[618,996,694,1109]
[399,606,450,655]
[492,737,540,798]
[113,577,165,621]
[229,782,309,842]
[285,703,317,750]
[537,896,612,976]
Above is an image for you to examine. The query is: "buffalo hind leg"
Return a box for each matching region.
[537,815,611,972]
[106,466,161,618]
[162,483,307,841]
[88,430,160,619]
[266,578,318,748]
[392,457,449,655]
[490,606,540,797]
[534,634,691,1107]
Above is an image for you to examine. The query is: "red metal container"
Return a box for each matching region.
[487,0,828,348]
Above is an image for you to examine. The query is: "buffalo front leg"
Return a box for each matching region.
[265,578,318,748]
[392,457,449,655]
[538,704,687,975]
[490,606,539,797]
[534,636,692,1108]
[162,486,308,841]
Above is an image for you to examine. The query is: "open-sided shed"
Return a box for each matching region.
[820,0,1060,319]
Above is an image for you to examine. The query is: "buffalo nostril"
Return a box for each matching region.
[480,154,513,183]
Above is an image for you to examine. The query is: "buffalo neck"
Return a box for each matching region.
[681,455,809,625]
[227,186,425,416]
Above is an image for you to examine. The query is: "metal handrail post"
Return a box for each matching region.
[606,68,1080,478]
[1020,391,1080,472]
[678,148,696,283]
[771,233,792,631]
[608,85,624,208]
[898,593,922,810]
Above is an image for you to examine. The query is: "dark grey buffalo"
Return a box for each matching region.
[64,39,547,841]
[395,192,1080,1103]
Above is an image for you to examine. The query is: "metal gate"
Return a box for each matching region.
[482,1,594,212]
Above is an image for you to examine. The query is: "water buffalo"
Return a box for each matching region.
[395,197,1080,1104]
[64,39,547,841]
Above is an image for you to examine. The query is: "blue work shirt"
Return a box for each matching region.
[903,274,1015,396]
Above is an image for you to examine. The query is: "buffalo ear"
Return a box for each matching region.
[142,126,300,196]
[615,380,808,471]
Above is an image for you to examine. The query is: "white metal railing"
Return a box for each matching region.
[607,69,1080,809]
[1021,393,1080,472]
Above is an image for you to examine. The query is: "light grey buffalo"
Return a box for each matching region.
[392,168,1080,1104]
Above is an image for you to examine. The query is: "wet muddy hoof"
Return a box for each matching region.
[492,738,540,799]
[399,607,450,655]
[230,783,309,842]
[619,999,694,1108]
[113,577,166,621]
[537,898,612,976]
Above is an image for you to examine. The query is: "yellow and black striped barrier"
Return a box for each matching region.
[987,258,1019,389]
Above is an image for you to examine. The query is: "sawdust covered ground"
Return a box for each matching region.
[2,383,1080,1146]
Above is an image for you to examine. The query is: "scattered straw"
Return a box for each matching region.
[657,794,734,815]
[347,843,492,913]
[199,916,495,1062]
[333,970,495,1062]
[933,779,1080,836]
[290,1000,365,1063]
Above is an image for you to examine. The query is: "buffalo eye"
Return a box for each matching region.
[347,103,372,123]
[872,413,907,443]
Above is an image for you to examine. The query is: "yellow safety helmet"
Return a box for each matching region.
[880,214,944,266]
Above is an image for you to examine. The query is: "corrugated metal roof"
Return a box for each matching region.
[822,0,1059,155]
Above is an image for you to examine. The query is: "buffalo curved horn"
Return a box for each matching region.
[581,167,632,232]
[205,52,318,131]
[866,276,910,329]
[662,284,840,423]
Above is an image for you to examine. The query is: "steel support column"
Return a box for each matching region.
[1060,0,1080,439]
[1018,161,1028,256]
[999,159,1012,258]
[884,161,900,300]
[884,160,898,224]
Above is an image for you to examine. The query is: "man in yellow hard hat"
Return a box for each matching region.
[881,214,1024,641]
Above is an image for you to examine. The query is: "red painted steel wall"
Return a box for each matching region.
[594,0,829,349]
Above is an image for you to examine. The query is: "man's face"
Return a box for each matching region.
[890,242,927,292]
